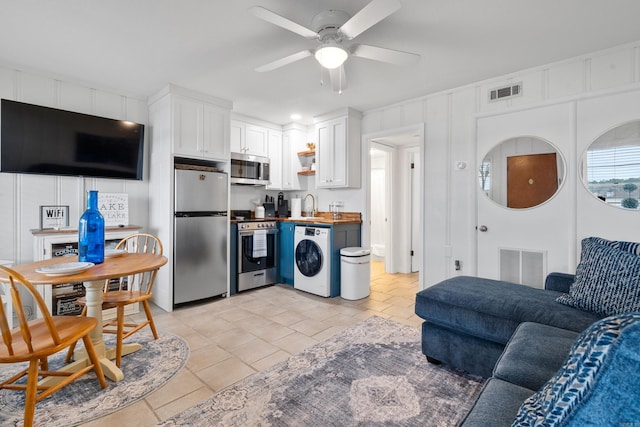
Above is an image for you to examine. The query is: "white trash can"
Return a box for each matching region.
[340,247,371,300]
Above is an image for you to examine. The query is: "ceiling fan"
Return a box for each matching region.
[250,0,420,92]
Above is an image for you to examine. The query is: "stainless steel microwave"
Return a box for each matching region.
[230,152,270,185]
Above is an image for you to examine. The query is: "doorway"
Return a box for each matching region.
[366,125,424,281]
[370,144,391,268]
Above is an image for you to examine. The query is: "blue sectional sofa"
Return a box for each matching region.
[414,273,601,378]
[415,236,640,425]
[462,312,640,426]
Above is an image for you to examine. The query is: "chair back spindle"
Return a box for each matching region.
[0,267,63,354]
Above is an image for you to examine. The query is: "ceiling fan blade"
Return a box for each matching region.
[249,6,318,39]
[351,44,420,66]
[255,50,313,72]
[329,66,347,93]
[339,0,401,40]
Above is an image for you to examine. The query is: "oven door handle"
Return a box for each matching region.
[238,230,278,236]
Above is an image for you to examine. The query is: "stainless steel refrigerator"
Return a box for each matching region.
[174,167,228,305]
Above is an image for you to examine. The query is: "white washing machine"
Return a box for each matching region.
[294,225,331,297]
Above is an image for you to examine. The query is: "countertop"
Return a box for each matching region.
[31,225,142,235]
[230,212,362,225]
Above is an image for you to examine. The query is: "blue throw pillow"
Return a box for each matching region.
[512,312,640,426]
[556,237,640,316]
[587,236,640,255]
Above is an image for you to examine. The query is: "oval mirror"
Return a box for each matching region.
[582,120,640,210]
[479,137,565,209]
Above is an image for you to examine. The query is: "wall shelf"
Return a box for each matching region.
[298,170,315,176]
[297,150,316,157]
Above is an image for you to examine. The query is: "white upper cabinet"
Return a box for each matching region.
[230,120,269,157]
[266,129,283,189]
[245,124,269,156]
[282,126,306,190]
[266,125,306,190]
[314,108,361,188]
[202,103,229,159]
[172,94,229,160]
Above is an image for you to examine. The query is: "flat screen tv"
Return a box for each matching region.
[1,99,144,180]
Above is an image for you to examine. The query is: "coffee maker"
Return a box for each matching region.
[277,192,288,217]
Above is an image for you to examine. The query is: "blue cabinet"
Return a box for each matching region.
[280,221,361,295]
[279,222,296,285]
[329,223,361,296]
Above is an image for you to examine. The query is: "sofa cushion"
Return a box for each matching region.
[512,312,640,426]
[421,321,505,378]
[415,276,601,345]
[544,272,575,293]
[459,378,534,427]
[493,322,578,391]
[556,237,640,316]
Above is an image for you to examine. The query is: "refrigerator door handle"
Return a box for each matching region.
[175,212,228,217]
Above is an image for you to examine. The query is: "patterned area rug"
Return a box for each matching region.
[0,331,189,426]
[160,316,484,427]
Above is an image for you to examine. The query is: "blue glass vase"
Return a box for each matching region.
[78,190,105,264]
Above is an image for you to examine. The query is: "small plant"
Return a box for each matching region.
[621,198,639,209]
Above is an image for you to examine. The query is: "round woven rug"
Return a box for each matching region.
[0,331,189,426]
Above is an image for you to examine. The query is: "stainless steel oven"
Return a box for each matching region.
[237,220,278,291]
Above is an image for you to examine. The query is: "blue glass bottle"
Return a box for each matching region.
[78,190,105,264]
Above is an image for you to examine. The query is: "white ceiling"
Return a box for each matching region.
[2,1,640,125]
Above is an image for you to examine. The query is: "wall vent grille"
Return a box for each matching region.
[499,248,546,288]
[489,83,522,102]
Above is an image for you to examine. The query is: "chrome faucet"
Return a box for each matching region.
[304,193,317,217]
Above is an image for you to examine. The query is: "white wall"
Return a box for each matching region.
[0,66,149,264]
[362,40,640,288]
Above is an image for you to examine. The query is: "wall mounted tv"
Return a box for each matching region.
[1,99,144,180]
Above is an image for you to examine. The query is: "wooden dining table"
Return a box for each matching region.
[1,252,168,383]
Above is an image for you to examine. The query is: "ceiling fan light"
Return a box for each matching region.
[315,44,348,69]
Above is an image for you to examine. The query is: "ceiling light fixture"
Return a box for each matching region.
[315,42,348,69]
[290,113,302,120]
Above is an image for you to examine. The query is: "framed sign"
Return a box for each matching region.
[98,193,129,227]
[40,205,70,229]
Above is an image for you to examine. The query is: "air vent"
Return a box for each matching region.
[489,83,522,102]
[499,248,545,288]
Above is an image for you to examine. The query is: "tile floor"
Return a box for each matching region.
[83,261,422,426]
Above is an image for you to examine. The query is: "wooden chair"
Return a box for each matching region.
[67,233,163,367]
[0,265,107,427]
